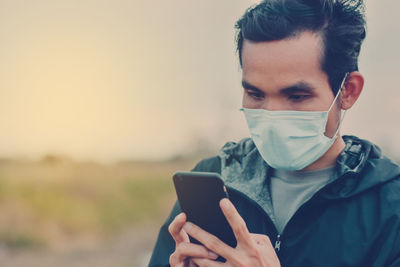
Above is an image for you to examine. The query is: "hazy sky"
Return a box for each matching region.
[0,0,399,161]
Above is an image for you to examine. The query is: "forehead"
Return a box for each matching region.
[241,31,330,92]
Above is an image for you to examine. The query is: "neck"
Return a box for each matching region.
[301,135,346,171]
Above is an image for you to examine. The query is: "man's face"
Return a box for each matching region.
[241,31,341,138]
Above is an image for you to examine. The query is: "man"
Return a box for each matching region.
[149,0,400,266]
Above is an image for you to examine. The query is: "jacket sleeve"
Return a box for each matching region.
[148,156,221,267]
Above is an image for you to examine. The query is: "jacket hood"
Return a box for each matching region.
[323,135,400,199]
[219,135,400,202]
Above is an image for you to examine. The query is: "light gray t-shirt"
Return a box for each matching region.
[271,166,337,234]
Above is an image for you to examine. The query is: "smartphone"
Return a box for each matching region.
[173,171,236,248]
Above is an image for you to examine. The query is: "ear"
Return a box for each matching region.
[341,71,364,110]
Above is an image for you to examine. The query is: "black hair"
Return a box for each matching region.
[235,0,366,94]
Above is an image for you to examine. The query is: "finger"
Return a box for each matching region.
[168,213,189,243]
[183,222,235,261]
[251,233,273,247]
[173,242,219,262]
[219,198,252,246]
[250,233,281,265]
[191,258,224,267]
[188,259,197,267]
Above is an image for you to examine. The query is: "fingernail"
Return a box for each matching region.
[183,222,192,231]
[208,251,218,259]
[221,198,230,210]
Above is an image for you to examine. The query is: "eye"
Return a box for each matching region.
[288,94,311,102]
[245,89,264,100]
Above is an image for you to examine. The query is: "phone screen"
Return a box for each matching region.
[173,171,236,248]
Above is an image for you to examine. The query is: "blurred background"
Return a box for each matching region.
[0,0,398,266]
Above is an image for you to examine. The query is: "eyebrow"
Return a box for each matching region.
[241,80,316,95]
[242,80,261,91]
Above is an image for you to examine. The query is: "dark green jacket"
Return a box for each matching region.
[149,136,400,267]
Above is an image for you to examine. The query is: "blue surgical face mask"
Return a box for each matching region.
[241,75,348,171]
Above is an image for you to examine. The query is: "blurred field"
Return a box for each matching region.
[2,149,396,267]
[0,155,203,267]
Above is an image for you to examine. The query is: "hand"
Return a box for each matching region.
[183,198,281,267]
[168,212,219,267]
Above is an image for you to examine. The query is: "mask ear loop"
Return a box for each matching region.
[327,73,349,113]
[330,72,349,139]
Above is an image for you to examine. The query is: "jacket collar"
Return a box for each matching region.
[219,135,400,201]
[322,135,400,199]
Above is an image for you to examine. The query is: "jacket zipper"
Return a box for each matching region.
[274,235,281,252]
[226,187,280,249]
[226,187,322,253]
[226,172,349,254]
[276,173,351,238]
